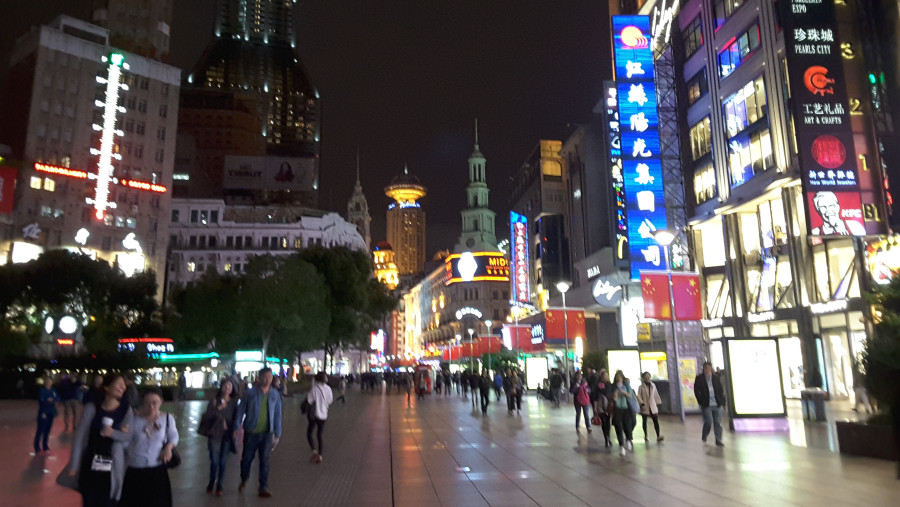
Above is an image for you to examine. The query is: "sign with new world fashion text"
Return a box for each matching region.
[510,211,531,304]
[779,0,865,236]
[612,16,668,280]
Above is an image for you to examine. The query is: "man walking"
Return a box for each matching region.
[479,370,492,416]
[235,368,283,498]
[694,362,726,447]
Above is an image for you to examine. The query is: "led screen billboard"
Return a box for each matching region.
[444,251,509,285]
[612,16,668,280]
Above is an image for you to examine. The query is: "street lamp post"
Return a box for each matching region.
[454,333,461,371]
[485,319,492,373]
[653,229,686,423]
[467,328,475,372]
[556,281,571,394]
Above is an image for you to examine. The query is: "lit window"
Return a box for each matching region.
[43,178,55,192]
[30,177,42,189]
[187,261,196,272]
[126,218,137,229]
[718,24,761,78]
[694,161,717,204]
[689,117,712,161]
[224,263,232,272]
[683,16,703,60]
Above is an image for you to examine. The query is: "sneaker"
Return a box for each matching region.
[310,451,319,463]
[207,482,215,494]
[715,441,725,447]
[258,489,273,498]
[657,436,665,442]
[238,482,246,493]
[216,490,223,497]
[620,447,627,456]
[315,454,323,464]
[626,440,633,451]
[587,428,592,434]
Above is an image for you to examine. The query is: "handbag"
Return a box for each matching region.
[197,411,218,438]
[163,413,181,469]
[590,415,602,426]
[627,388,640,413]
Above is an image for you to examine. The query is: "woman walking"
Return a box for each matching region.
[307,372,334,464]
[119,390,179,507]
[34,377,60,455]
[67,373,134,507]
[637,372,664,442]
[594,370,612,447]
[611,370,636,456]
[570,372,592,433]
[203,379,237,495]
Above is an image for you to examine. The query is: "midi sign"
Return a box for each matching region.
[612,16,668,280]
[779,0,865,236]
[510,211,530,304]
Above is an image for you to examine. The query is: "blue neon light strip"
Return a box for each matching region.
[612,15,669,280]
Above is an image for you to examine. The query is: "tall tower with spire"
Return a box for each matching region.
[347,152,371,249]
[385,165,427,276]
[455,119,498,252]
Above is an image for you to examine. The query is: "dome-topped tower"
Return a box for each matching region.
[385,165,427,276]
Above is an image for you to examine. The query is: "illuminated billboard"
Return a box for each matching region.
[223,155,317,192]
[444,251,510,285]
[726,338,786,417]
[510,211,530,303]
[779,0,866,236]
[612,16,668,280]
[603,82,628,261]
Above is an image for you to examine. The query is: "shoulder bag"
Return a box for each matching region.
[164,413,181,469]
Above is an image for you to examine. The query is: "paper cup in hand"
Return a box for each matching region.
[101,417,113,428]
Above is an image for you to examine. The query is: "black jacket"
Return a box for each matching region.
[693,373,726,408]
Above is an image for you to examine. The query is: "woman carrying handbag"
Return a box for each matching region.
[119,389,179,507]
[200,379,237,495]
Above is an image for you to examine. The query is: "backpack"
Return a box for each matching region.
[575,382,590,406]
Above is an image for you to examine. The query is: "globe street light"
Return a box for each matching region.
[652,229,686,424]
[484,319,493,372]
[557,280,571,393]
[467,328,475,372]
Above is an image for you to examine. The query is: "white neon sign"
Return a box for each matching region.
[88,53,128,220]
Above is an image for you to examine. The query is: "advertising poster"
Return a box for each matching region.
[510,211,530,303]
[727,339,786,416]
[444,252,509,284]
[223,155,316,191]
[611,16,669,279]
[679,358,699,412]
[778,0,866,236]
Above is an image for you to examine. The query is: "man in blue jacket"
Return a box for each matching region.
[235,367,282,498]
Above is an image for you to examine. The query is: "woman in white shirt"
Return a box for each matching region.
[119,390,179,507]
[306,372,334,464]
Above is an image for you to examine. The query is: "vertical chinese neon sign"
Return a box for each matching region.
[88,52,128,220]
[604,82,627,262]
[510,211,530,304]
[612,16,668,280]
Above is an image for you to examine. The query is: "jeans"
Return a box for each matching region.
[240,432,272,490]
[641,413,660,438]
[612,408,633,446]
[480,390,490,414]
[575,404,591,429]
[34,413,54,452]
[307,417,326,455]
[702,406,723,443]
[506,393,515,412]
[208,438,231,487]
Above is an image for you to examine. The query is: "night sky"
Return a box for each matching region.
[1,1,613,257]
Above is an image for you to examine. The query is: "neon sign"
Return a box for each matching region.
[33,163,168,194]
[444,252,510,284]
[455,307,483,320]
[510,211,530,304]
[612,16,668,279]
[604,83,628,261]
[88,53,128,220]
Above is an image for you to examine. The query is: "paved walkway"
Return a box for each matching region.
[0,387,897,506]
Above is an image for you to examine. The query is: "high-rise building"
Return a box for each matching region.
[455,120,498,253]
[91,0,174,62]
[385,165,426,276]
[347,153,371,250]
[0,15,180,296]
[180,0,320,206]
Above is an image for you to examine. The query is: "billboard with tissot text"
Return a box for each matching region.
[223,155,317,192]
[612,16,668,280]
[779,0,865,236]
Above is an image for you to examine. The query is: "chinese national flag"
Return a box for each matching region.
[641,272,672,320]
[671,273,703,321]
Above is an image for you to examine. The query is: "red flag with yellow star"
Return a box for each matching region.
[641,272,672,320]
[671,273,703,320]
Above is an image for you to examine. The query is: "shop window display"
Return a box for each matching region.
[810,238,859,302]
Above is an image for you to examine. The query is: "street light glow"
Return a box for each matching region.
[556,281,571,294]
[653,229,676,246]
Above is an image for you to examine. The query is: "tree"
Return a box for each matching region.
[481,347,519,374]
[582,351,607,372]
[297,246,396,369]
[168,270,243,352]
[863,274,900,415]
[239,255,330,362]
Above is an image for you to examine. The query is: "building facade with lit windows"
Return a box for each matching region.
[385,166,427,277]
[165,198,366,294]
[180,0,320,207]
[0,16,180,294]
[657,0,895,400]
[373,241,399,290]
